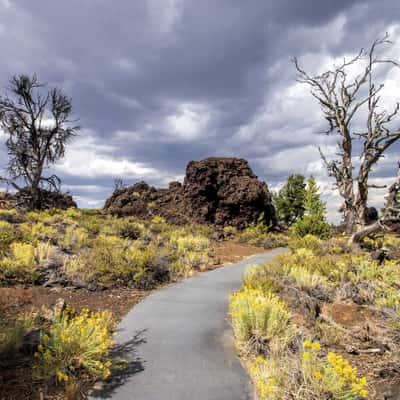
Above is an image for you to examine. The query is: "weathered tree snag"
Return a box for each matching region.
[0,75,79,209]
[294,34,400,234]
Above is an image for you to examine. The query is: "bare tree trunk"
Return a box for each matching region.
[350,166,400,244]
[354,193,368,230]
[342,202,356,234]
[339,164,356,233]
[30,162,43,209]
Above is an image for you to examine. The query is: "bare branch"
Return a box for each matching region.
[0,176,22,191]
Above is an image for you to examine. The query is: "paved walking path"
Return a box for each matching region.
[91,248,285,400]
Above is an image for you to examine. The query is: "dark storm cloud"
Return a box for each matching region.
[0,0,400,218]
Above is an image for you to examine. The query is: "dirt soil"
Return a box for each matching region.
[0,240,266,400]
[213,241,267,265]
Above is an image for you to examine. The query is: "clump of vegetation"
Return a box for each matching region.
[111,218,145,240]
[238,217,288,249]
[300,342,368,399]
[249,341,368,399]
[59,226,90,252]
[0,241,54,283]
[222,225,237,238]
[288,234,324,254]
[0,220,24,255]
[0,312,38,355]
[167,230,211,277]
[64,235,157,287]
[288,267,328,291]
[242,264,280,294]
[21,221,59,244]
[34,308,114,383]
[229,288,295,355]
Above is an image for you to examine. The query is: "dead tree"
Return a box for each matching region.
[294,34,400,234]
[0,75,79,209]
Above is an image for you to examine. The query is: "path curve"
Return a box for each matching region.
[91,248,285,400]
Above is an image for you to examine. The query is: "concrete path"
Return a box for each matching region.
[91,248,285,400]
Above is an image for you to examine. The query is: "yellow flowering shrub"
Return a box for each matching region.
[100,218,145,239]
[149,215,168,233]
[288,267,328,291]
[0,242,36,282]
[376,286,400,315]
[20,221,59,244]
[229,288,294,354]
[242,264,280,293]
[362,236,381,250]
[62,208,82,220]
[238,222,288,249]
[249,341,368,399]
[168,232,210,254]
[60,226,90,251]
[9,242,36,266]
[34,308,114,382]
[167,232,210,277]
[288,234,323,254]
[64,235,157,286]
[301,341,368,399]
[74,210,105,234]
[248,356,283,399]
[241,251,343,296]
[222,225,237,236]
[347,257,400,315]
[0,241,54,283]
[26,209,65,225]
[0,220,23,255]
[347,257,385,284]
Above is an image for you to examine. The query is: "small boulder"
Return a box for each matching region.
[42,298,67,321]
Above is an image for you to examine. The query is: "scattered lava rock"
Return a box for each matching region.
[1,188,77,211]
[104,157,276,229]
[365,206,379,224]
[16,188,77,210]
[42,298,67,321]
[0,191,14,209]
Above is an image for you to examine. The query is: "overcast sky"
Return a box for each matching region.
[1,0,400,222]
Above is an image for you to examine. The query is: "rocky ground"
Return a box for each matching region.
[230,236,400,400]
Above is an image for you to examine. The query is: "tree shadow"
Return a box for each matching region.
[90,329,147,399]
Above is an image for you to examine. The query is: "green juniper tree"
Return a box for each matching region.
[291,176,331,239]
[274,174,306,227]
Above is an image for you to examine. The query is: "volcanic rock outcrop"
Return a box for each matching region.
[104,157,276,229]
